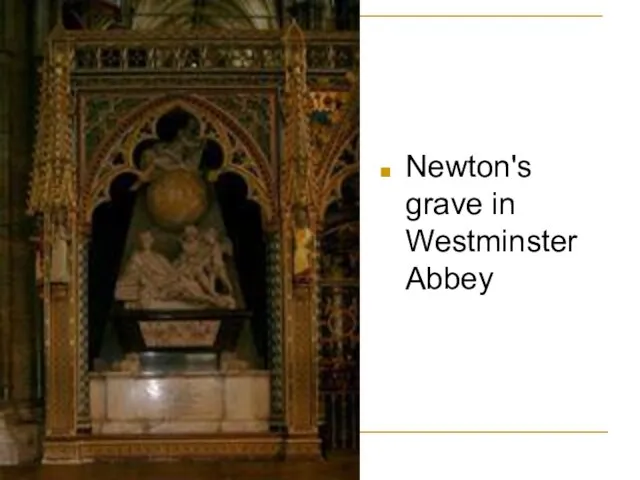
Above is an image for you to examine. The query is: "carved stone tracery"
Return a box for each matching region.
[84,95,277,228]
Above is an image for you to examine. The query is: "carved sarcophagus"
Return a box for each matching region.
[113,308,252,353]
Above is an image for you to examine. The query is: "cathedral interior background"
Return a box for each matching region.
[0,0,359,470]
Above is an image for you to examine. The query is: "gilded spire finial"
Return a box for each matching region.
[284,18,305,43]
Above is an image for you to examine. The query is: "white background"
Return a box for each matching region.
[360,0,640,478]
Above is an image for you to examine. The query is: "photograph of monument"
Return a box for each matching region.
[0,0,359,477]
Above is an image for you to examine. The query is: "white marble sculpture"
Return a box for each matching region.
[131,117,205,190]
[201,227,234,297]
[115,227,236,310]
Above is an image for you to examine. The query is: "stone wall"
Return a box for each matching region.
[0,0,44,463]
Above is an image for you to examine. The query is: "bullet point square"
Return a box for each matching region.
[380,167,391,177]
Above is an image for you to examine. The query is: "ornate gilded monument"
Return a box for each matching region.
[22,13,359,463]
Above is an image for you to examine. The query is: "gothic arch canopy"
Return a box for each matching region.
[84,94,276,226]
[316,111,359,218]
[309,69,359,217]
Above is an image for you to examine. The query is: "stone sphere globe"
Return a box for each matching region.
[146,170,208,230]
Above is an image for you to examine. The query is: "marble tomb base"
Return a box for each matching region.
[89,371,270,435]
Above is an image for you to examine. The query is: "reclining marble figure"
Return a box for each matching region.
[115,228,236,310]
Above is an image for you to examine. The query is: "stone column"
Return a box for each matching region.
[0,0,11,404]
[5,0,38,415]
[34,0,55,59]
[0,0,41,465]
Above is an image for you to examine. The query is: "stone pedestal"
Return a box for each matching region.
[0,409,39,465]
[90,370,270,434]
